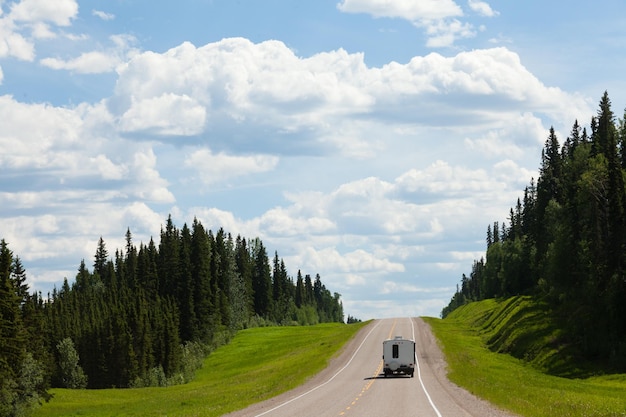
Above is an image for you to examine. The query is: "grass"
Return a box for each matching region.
[33,322,368,417]
[425,298,626,417]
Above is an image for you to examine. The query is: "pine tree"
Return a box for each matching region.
[304,274,313,305]
[251,239,272,318]
[234,236,254,319]
[295,271,304,308]
[158,215,180,298]
[191,219,213,342]
[93,237,108,278]
[178,223,195,342]
[0,240,32,412]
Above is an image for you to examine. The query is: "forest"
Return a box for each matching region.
[0,216,344,415]
[443,92,626,372]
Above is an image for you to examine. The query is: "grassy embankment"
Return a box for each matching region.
[425,296,626,417]
[34,321,368,417]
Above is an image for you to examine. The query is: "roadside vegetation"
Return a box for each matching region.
[33,322,367,417]
[443,92,626,374]
[0,216,347,415]
[438,92,626,415]
[427,297,626,417]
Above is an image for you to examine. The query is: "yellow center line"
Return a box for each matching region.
[339,319,397,415]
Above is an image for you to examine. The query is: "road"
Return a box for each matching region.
[226,318,518,417]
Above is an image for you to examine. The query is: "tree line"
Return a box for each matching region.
[443,91,626,371]
[0,216,344,414]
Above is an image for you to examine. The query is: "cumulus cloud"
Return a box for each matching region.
[0,17,35,60]
[337,0,462,21]
[9,0,78,26]
[337,0,498,47]
[0,94,174,205]
[110,39,373,142]
[129,149,175,203]
[40,34,139,74]
[0,30,596,318]
[299,246,405,275]
[42,51,118,73]
[0,0,78,61]
[0,96,82,170]
[119,93,206,134]
[106,38,589,157]
[184,148,279,185]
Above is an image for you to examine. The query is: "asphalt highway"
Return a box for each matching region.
[226,318,517,417]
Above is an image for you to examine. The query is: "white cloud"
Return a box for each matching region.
[468,0,498,17]
[41,51,118,73]
[422,18,475,48]
[190,207,250,238]
[0,18,35,60]
[381,281,444,294]
[0,30,599,319]
[259,207,335,236]
[90,154,127,180]
[0,0,79,61]
[111,39,374,141]
[30,21,55,39]
[463,112,553,161]
[119,93,206,135]
[0,95,82,169]
[300,247,405,275]
[0,93,175,212]
[396,160,498,196]
[184,148,279,185]
[40,34,139,74]
[9,0,78,26]
[337,0,481,47]
[337,0,462,21]
[107,39,588,162]
[0,199,165,291]
[129,149,175,203]
[92,9,114,21]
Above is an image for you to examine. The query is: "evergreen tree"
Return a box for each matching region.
[93,237,108,278]
[158,215,180,298]
[251,239,272,318]
[443,92,626,368]
[0,239,26,413]
[295,270,304,308]
[178,223,195,342]
[304,274,314,305]
[234,236,254,318]
[190,219,213,342]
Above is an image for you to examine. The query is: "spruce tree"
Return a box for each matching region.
[93,237,108,278]
[191,219,213,342]
[251,239,272,318]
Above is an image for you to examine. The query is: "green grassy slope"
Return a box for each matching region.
[33,322,368,417]
[425,297,626,417]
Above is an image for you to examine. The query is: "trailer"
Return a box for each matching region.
[382,336,415,377]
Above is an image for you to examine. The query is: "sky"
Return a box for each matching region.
[1,0,626,320]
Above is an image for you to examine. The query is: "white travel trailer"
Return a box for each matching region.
[382,336,415,377]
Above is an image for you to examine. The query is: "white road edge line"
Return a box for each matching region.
[411,318,443,417]
[253,320,382,417]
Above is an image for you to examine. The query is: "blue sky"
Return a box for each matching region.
[1,0,625,319]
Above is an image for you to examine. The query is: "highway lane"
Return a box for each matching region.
[227,318,516,417]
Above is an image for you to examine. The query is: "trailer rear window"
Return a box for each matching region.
[392,344,399,358]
